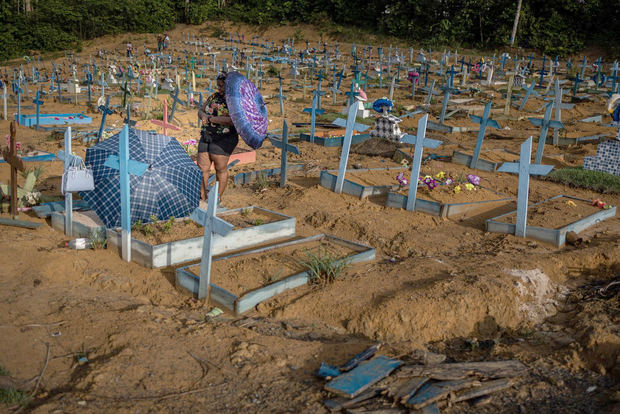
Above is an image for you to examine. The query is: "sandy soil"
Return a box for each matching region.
[0,22,619,413]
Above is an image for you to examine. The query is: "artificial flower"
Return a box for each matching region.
[454,185,461,194]
[445,178,454,185]
[467,174,481,186]
[434,171,445,180]
[464,183,475,191]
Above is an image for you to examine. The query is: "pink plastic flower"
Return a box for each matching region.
[445,178,454,185]
[467,174,481,186]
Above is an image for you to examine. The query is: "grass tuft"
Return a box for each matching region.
[299,248,350,285]
[0,387,30,407]
[545,167,620,194]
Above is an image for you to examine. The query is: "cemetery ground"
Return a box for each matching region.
[1,22,620,413]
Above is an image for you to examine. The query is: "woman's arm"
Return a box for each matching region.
[208,115,234,126]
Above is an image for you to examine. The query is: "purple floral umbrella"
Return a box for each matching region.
[225,71,268,149]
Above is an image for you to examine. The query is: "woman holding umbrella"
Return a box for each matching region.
[197,73,239,205]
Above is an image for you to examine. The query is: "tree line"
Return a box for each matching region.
[1,0,618,62]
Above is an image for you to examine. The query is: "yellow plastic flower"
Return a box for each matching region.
[464,183,475,191]
[453,185,461,194]
[434,171,445,180]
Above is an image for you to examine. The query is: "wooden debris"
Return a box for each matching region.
[394,377,429,404]
[405,379,481,410]
[340,344,380,372]
[325,387,383,411]
[345,409,403,414]
[451,378,513,403]
[397,360,527,380]
[325,356,403,398]
[0,218,42,229]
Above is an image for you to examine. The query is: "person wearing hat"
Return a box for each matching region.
[197,73,239,206]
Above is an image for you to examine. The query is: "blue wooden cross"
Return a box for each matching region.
[268,119,299,187]
[168,87,186,122]
[609,61,619,93]
[99,72,107,99]
[445,65,459,88]
[469,101,501,169]
[85,73,93,106]
[97,96,113,143]
[400,114,442,211]
[274,75,286,116]
[194,181,234,299]
[57,127,81,235]
[303,91,325,143]
[315,72,327,111]
[538,55,548,87]
[517,81,540,111]
[497,137,554,237]
[578,56,588,80]
[438,82,459,124]
[15,83,22,125]
[104,125,149,261]
[345,80,359,106]
[572,73,584,96]
[529,102,564,164]
[32,90,43,130]
[334,104,358,193]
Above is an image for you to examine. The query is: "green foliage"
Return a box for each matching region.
[1,0,619,61]
[89,228,107,249]
[0,387,30,406]
[300,248,350,285]
[545,167,620,194]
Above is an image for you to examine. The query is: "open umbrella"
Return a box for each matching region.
[225,71,268,149]
[81,128,202,228]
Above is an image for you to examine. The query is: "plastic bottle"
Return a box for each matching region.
[66,238,93,250]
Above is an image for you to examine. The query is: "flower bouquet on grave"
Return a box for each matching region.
[182,139,198,158]
[401,171,482,194]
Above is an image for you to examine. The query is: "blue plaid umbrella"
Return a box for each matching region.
[81,128,202,228]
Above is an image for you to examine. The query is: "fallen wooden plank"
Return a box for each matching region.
[340,345,380,372]
[406,379,481,410]
[394,377,429,404]
[32,200,90,218]
[451,378,513,403]
[345,408,404,414]
[0,218,43,229]
[324,388,383,411]
[398,360,527,380]
[325,356,403,398]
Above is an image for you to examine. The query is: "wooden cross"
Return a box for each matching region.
[517,80,540,111]
[97,96,114,143]
[167,88,186,123]
[15,83,22,125]
[151,98,181,136]
[56,127,83,235]
[609,61,619,93]
[315,72,327,111]
[400,114,442,211]
[2,122,25,218]
[438,83,459,124]
[537,55,548,87]
[32,90,44,130]
[529,102,564,164]
[274,76,286,116]
[268,120,299,187]
[103,125,149,261]
[334,103,371,194]
[504,73,515,115]
[469,101,501,169]
[192,181,234,300]
[303,91,325,143]
[497,137,554,237]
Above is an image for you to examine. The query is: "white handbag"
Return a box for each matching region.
[61,157,95,194]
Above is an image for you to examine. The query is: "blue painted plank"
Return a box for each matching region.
[324,355,403,398]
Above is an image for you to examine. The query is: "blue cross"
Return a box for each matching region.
[399,114,442,211]
[97,96,114,143]
[529,102,564,164]
[267,120,300,187]
[518,81,540,111]
[469,101,501,169]
[32,90,44,130]
[497,137,554,237]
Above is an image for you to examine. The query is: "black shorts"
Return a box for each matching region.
[198,129,239,156]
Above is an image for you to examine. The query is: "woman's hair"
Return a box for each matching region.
[217,72,227,81]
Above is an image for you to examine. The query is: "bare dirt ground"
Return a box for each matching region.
[0,22,619,413]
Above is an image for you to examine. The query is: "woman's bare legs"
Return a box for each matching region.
[210,153,231,200]
[196,152,212,201]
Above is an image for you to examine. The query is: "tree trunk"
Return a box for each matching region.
[510,0,523,46]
